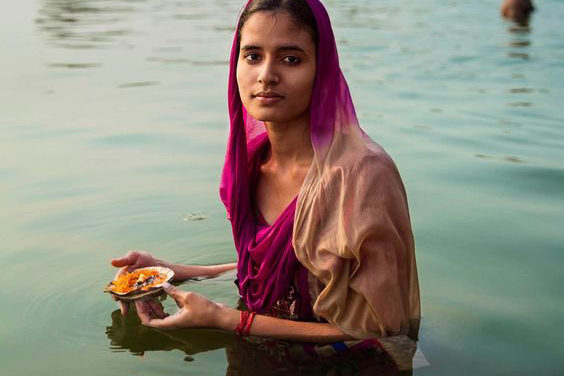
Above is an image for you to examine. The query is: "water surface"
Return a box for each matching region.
[1,0,563,375]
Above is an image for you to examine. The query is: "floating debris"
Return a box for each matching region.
[508,101,532,107]
[475,154,525,164]
[47,63,101,69]
[117,81,159,88]
[183,211,208,221]
[509,87,533,93]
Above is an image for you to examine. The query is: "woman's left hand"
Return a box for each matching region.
[135,282,226,329]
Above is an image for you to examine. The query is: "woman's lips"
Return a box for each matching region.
[254,92,284,105]
[256,96,283,104]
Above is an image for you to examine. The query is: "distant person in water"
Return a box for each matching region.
[501,0,535,23]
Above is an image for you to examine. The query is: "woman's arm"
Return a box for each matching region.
[218,307,355,343]
[160,261,237,281]
[134,284,356,344]
[111,251,236,281]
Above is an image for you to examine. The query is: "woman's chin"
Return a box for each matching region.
[245,103,309,125]
[247,108,287,123]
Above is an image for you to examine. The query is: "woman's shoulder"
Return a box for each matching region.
[325,136,402,185]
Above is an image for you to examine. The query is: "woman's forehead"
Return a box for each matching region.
[239,11,314,50]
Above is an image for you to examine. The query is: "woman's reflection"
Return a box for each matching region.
[106,308,234,357]
[106,308,404,375]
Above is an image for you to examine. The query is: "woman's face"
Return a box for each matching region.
[236,11,317,125]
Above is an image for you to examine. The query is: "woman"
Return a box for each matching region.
[110,0,420,371]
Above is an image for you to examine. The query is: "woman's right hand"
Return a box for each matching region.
[110,251,160,315]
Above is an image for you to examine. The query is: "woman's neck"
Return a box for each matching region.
[263,115,314,172]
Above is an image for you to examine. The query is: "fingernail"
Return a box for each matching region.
[162,282,172,291]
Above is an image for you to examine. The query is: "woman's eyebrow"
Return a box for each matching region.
[240,44,306,53]
[277,44,306,53]
[240,44,261,51]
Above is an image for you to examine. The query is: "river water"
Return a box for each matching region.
[1,0,563,375]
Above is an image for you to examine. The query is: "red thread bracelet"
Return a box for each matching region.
[235,310,249,336]
[242,311,256,336]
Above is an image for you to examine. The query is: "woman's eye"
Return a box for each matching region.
[282,56,300,65]
[244,53,261,62]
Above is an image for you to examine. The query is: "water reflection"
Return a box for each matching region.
[145,56,229,65]
[106,309,233,356]
[106,309,403,375]
[35,0,140,49]
[504,18,533,109]
[117,81,159,88]
[506,23,531,58]
[475,154,525,164]
[35,0,233,50]
[47,62,102,68]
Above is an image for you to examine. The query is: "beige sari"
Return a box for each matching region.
[293,125,421,370]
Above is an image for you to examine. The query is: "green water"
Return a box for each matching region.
[1,0,563,375]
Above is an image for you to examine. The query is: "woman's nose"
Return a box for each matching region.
[257,60,279,85]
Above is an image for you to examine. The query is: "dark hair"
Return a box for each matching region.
[237,0,319,47]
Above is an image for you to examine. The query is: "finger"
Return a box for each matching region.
[135,300,154,323]
[135,301,185,329]
[162,282,185,308]
[147,299,168,319]
[110,252,137,268]
[119,300,129,316]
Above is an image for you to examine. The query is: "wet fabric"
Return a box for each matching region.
[228,299,401,376]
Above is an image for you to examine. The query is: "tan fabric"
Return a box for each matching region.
[293,126,420,342]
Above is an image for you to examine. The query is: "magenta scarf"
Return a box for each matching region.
[219,0,354,316]
[239,136,312,317]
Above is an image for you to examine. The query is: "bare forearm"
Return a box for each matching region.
[156,260,237,281]
[218,307,355,343]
